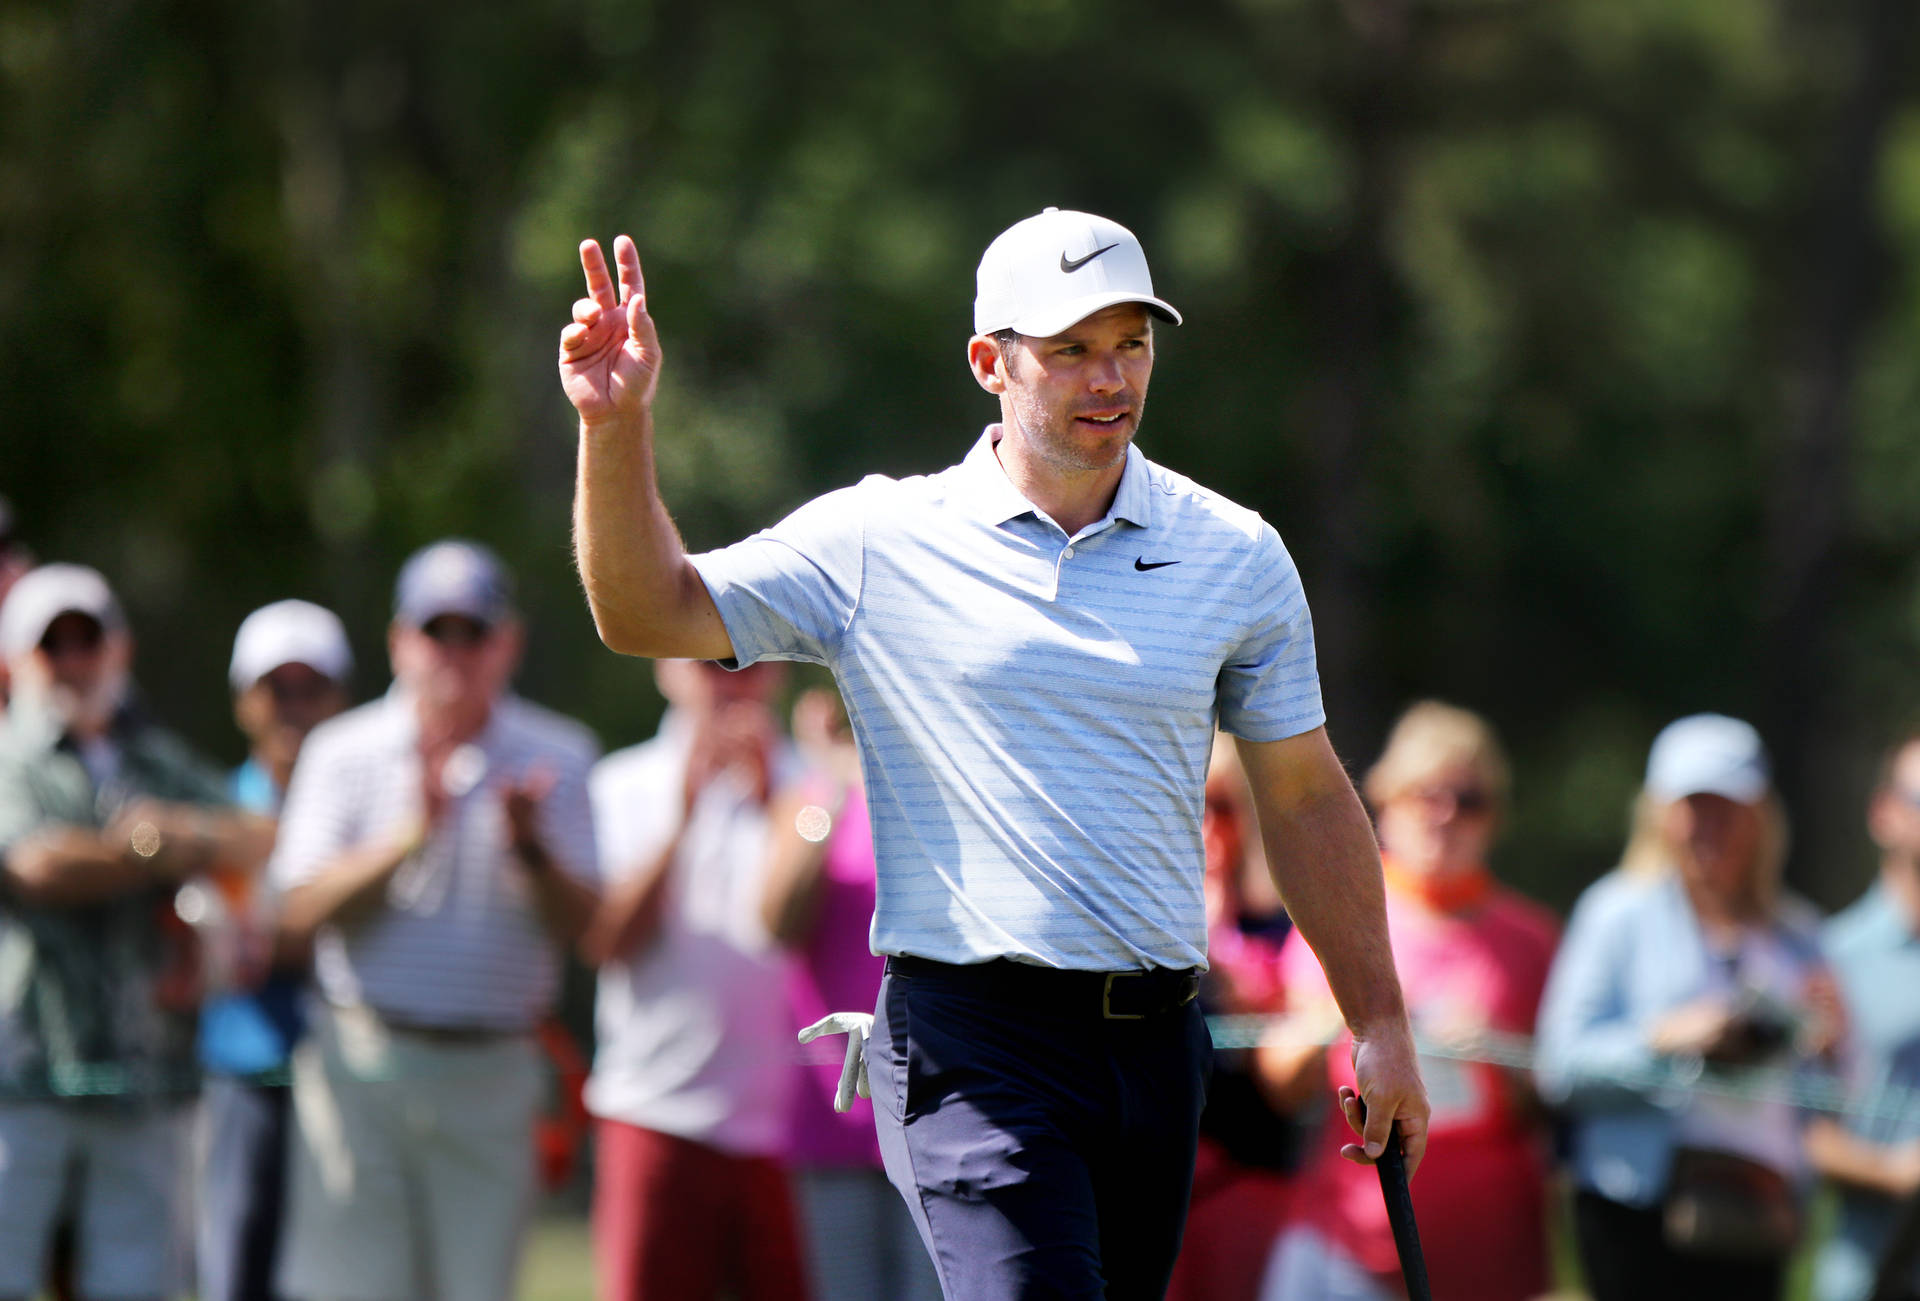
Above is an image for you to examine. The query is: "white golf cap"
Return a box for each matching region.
[1644,713,1771,805]
[0,563,123,661]
[229,599,354,691]
[973,208,1182,339]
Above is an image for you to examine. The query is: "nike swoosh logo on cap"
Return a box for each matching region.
[1061,243,1120,273]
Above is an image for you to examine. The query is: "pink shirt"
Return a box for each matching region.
[782,782,887,1168]
[1280,881,1559,1299]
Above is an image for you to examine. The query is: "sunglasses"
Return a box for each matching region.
[419,615,494,649]
[1405,785,1494,815]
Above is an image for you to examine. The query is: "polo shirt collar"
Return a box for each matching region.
[960,425,1154,531]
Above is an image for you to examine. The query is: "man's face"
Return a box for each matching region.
[389,613,521,715]
[234,662,349,769]
[16,611,130,733]
[991,303,1154,475]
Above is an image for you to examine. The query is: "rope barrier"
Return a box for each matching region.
[9,1016,1917,1132]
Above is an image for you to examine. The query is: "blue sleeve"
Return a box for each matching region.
[688,482,872,669]
[1534,878,1669,1112]
[1216,524,1326,741]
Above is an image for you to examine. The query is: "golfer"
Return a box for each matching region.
[560,208,1428,1300]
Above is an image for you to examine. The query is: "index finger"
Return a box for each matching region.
[1398,1114,1428,1179]
[579,239,619,311]
[613,234,644,308]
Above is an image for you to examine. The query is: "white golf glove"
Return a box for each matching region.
[797,1011,874,1113]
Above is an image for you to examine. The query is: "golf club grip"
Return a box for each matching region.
[1376,1121,1433,1301]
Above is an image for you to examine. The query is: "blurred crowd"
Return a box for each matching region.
[0,508,1917,1301]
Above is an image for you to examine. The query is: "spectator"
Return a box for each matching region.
[0,495,34,708]
[581,657,808,1301]
[1262,701,1559,1301]
[1166,735,1302,1301]
[0,563,272,1301]
[197,600,353,1301]
[1536,713,1844,1301]
[760,686,941,1301]
[1807,727,1920,1301]
[269,540,600,1301]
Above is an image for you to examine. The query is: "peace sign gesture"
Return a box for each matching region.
[559,235,662,424]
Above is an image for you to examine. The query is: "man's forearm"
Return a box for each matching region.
[2,829,152,905]
[577,829,683,966]
[573,412,730,660]
[278,831,420,942]
[1262,783,1407,1034]
[514,838,600,945]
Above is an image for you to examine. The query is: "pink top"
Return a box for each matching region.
[1280,882,1559,1300]
[782,781,886,1168]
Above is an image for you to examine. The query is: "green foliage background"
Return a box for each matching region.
[6,0,1920,913]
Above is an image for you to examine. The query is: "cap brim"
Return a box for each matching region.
[1005,292,1182,339]
[1648,771,1769,805]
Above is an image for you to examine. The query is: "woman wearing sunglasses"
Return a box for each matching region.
[1260,701,1560,1301]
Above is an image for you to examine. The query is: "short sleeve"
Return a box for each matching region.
[1216,524,1325,741]
[689,482,873,669]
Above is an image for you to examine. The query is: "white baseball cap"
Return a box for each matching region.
[973,208,1182,339]
[229,599,354,691]
[1645,713,1771,804]
[0,563,124,661]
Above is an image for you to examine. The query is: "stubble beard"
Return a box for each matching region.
[1005,386,1144,477]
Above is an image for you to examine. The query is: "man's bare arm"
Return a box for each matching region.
[278,830,421,944]
[561,236,733,661]
[502,775,601,946]
[577,826,686,967]
[3,805,274,907]
[3,828,155,904]
[1235,727,1431,1176]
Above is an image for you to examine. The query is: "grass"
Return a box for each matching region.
[521,1214,597,1301]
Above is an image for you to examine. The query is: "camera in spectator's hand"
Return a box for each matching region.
[1705,995,1798,1066]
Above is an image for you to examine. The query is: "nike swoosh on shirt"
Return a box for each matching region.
[1134,558,1180,571]
[1060,243,1120,273]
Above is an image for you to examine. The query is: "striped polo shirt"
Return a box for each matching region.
[690,425,1323,972]
[268,689,600,1031]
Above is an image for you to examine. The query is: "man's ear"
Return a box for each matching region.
[968,334,1010,395]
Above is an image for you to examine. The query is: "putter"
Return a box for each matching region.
[1357,1099,1432,1301]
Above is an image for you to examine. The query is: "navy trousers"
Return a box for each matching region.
[869,959,1211,1301]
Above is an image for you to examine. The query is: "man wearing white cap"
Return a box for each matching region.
[197,600,354,1301]
[267,540,600,1301]
[559,211,1427,1299]
[0,564,274,1301]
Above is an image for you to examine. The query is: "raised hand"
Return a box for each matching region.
[559,235,662,424]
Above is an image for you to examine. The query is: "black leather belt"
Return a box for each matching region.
[886,955,1201,1021]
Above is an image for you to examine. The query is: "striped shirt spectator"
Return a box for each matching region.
[270,688,597,1028]
[268,539,600,1301]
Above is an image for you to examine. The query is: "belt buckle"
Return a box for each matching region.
[1102,972,1145,1021]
